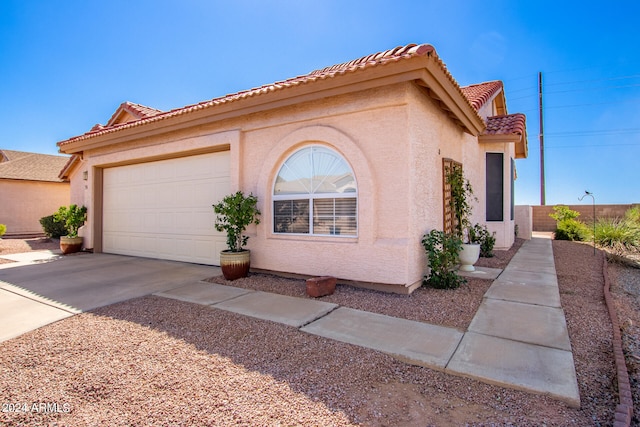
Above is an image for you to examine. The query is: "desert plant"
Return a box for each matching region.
[469,224,496,257]
[53,205,87,238]
[213,191,261,252]
[39,215,68,238]
[594,218,640,253]
[624,205,640,225]
[446,166,477,243]
[0,223,6,238]
[421,230,466,289]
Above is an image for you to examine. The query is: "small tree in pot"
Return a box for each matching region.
[213,191,261,280]
[54,204,87,254]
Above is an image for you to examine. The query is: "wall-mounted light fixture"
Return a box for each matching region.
[82,171,88,181]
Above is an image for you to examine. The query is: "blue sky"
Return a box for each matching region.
[1,0,638,205]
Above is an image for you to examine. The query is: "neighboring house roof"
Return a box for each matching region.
[0,149,70,182]
[58,43,491,150]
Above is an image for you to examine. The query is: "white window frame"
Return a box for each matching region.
[272,146,358,237]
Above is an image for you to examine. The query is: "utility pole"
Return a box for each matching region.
[539,71,546,205]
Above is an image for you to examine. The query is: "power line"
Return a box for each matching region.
[546,128,640,137]
[544,74,640,87]
[545,82,640,95]
[547,142,640,148]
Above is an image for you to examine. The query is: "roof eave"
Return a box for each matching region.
[416,64,485,135]
[58,154,81,180]
[479,133,528,159]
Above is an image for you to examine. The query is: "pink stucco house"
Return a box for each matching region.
[0,149,70,237]
[57,43,527,293]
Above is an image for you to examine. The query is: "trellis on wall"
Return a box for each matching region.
[442,158,462,235]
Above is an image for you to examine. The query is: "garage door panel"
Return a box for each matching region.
[103,152,230,265]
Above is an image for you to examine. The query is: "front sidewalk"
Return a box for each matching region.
[158,237,580,407]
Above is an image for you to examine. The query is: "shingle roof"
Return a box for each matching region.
[460,81,503,111]
[484,113,526,136]
[58,43,484,147]
[0,149,70,182]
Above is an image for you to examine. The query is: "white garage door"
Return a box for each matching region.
[102,152,230,265]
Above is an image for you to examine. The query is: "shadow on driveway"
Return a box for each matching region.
[0,253,219,342]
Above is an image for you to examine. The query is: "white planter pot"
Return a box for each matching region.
[459,243,481,272]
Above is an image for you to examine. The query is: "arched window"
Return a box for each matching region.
[273,146,357,236]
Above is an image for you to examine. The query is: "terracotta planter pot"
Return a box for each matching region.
[60,236,83,255]
[219,250,251,280]
[459,243,481,272]
[306,276,337,298]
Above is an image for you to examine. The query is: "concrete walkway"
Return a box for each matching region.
[0,238,580,407]
[158,238,581,407]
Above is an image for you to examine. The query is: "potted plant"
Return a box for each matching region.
[53,204,87,254]
[469,223,496,258]
[446,166,480,271]
[213,191,261,280]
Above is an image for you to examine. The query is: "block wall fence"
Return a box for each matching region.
[529,204,639,232]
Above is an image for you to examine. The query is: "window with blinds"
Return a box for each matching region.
[273,146,357,236]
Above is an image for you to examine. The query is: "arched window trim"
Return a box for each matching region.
[272,145,358,237]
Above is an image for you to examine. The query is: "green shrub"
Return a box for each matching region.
[53,205,87,238]
[550,206,588,241]
[554,219,590,241]
[421,230,466,289]
[594,218,640,253]
[39,215,68,238]
[549,205,580,222]
[469,224,496,257]
[0,223,6,237]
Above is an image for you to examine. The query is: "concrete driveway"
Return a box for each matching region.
[0,253,219,342]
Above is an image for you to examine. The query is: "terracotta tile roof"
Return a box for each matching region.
[484,113,526,136]
[123,102,163,118]
[58,43,484,147]
[0,149,70,182]
[105,101,163,125]
[58,154,82,180]
[309,44,435,75]
[460,81,503,111]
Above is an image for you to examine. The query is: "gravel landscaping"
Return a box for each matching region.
[0,237,638,425]
[0,237,60,263]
